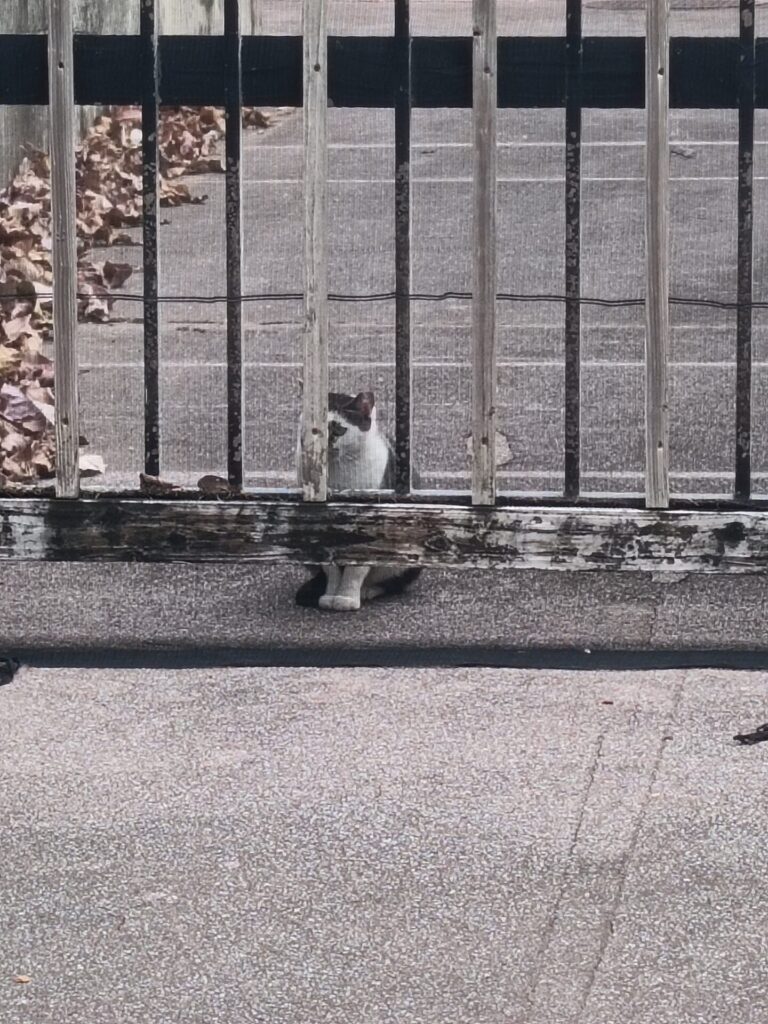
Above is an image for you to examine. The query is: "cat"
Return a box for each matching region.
[295,390,422,611]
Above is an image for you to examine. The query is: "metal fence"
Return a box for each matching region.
[2,0,768,573]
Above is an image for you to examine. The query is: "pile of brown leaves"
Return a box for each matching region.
[0,104,278,485]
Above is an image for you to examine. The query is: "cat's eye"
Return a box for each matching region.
[329,421,347,439]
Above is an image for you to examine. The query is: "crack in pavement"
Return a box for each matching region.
[525,731,606,1015]
[576,676,686,1017]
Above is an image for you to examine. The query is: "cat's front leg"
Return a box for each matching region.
[318,563,342,610]
[323,565,370,611]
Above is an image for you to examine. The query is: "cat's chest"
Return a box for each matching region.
[329,430,391,491]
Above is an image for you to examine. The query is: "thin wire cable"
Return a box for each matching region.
[49,290,768,311]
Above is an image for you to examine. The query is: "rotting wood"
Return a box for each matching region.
[472,0,497,506]
[645,0,670,508]
[301,0,328,501]
[1,499,767,573]
[48,0,80,498]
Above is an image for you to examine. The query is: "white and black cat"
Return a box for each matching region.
[295,390,421,611]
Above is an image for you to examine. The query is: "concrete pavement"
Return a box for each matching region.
[3,561,768,653]
[1,664,767,1024]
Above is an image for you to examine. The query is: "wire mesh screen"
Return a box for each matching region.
[2,0,768,508]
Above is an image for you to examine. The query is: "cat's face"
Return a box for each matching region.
[328,391,376,444]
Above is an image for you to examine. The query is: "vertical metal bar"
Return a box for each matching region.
[736,0,756,502]
[225,0,244,488]
[301,0,328,501]
[48,0,80,498]
[471,0,497,506]
[394,0,412,495]
[564,0,582,501]
[645,0,670,509]
[140,0,160,478]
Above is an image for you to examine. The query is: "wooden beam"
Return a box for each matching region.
[48,0,80,498]
[472,0,497,506]
[0,499,766,572]
[301,0,328,501]
[645,0,670,509]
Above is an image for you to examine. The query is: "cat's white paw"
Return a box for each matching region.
[328,595,361,612]
[318,594,336,610]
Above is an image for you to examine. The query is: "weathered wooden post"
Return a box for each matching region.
[48,0,80,497]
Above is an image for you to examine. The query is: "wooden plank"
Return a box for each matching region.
[159,0,221,33]
[471,0,497,506]
[394,0,412,495]
[248,0,262,34]
[564,0,582,500]
[300,0,328,502]
[736,0,756,501]
[141,0,161,478]
[1,498,767,573]
[48,0,80,498]
[645,0,670,509]
[225,0,244,488]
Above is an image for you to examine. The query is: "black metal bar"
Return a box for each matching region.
[394,0,412,495]
[736,0,756,501]
[224,0,244,488]
[564,0,582,501]
[3,35,763,109]
[140,0,160,478]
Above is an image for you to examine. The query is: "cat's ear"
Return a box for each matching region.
[353,391,375,418]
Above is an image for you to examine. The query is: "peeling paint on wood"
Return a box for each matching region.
[2,499,768,573]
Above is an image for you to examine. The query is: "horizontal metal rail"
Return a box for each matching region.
[1,35,766,108]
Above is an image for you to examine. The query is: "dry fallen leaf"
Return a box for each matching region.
[140,472,182,496]
[13,975,31,984]
[198,474,234,497]
[79,452,106,477]
[1,103,279,486]
[465,430,514,468]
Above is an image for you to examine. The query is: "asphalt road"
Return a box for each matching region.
[74,98,768,497]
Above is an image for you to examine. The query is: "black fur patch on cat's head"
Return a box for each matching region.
[329,391,375,432]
